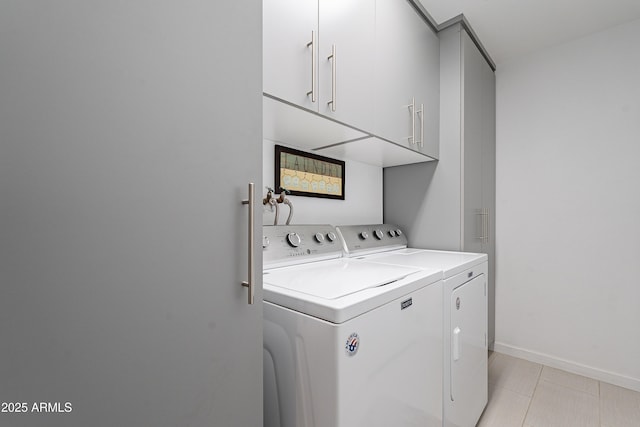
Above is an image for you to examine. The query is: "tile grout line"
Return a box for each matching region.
[538,377,600,397]
[520,364,544,426]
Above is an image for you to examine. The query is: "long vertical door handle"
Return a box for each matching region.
[483,208,487,243]
[476,210,484,240]
[486,208,490,244]
[306,31,316,102]
[241,183,255,305]
[415,103,424,147]
[476,209,488,241]
[406,98,415,144]
[327,44,336,111]
[484,208,489,244]
[453,327,461,361]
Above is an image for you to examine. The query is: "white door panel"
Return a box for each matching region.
[449,275,488,426]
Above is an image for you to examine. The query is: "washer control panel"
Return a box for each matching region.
[336,224,408,256]
[263,225,342,268]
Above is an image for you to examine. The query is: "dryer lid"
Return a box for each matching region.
[263,258,419,300]
[365,249,487,278]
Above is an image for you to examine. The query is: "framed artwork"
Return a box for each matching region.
[275,145,345,200]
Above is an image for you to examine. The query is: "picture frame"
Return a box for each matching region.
[275,145,345,200]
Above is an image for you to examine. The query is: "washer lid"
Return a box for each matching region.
[263,258,418,300]
[263,258,442,323]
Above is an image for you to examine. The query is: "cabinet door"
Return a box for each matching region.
[481,47,496,256]
[414,24,440,159]
[263,0,318,111]
[374,0,438,155]
[462,31,486,254]
[0,2,264,426]
[318,0,375,131]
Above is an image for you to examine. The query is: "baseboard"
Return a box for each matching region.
[493,341,640,393]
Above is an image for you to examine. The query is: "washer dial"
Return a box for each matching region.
[286,232,301,247]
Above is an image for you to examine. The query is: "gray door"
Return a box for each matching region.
[462,31,485,255]
[0,2,263,426]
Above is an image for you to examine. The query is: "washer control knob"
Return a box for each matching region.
[326,231,337,242]
[388,230,396,237]
[314,232,325,243]
[395,229,402,237]
[286,232,301,247]
[360,231,369,240]
[263,236,270,249]
[374,229,384,240]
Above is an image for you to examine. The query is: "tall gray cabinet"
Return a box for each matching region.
[383,23,496,345]
[0,3,263,426]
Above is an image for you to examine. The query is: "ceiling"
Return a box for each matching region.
[418,0,640,66]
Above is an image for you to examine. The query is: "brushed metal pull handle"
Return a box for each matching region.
[416,102,424,147]
[482,208,486,242]
[241,183,255,305]
[476,209,488,241]
[306,31,316,103]
[485,208,490,244]
[327,44,336,112]
[406,97,415,144]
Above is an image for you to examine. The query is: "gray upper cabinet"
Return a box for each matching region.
[263,0,439,167]
[318,0,375,131]
[374,0,440,159]
[263,0,317,111]
[263,0,375,133]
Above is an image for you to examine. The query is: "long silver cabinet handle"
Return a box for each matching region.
[484,208,488,243]
[476,209,488,241]
[241,182,255,305]
[306,31,316,103]
[416,102,424,147]
[486,208,490,244]
[406,97,415,144]
[327,44,336,111]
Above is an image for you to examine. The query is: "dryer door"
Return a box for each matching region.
[449,274,488,426]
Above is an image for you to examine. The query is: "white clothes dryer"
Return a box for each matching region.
[337,224,488,427]
[262,225,443,427]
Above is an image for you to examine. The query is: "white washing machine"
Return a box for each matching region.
[262,224,443,427]
[337,224,488,427]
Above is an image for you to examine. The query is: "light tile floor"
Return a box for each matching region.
[477,352,640,427]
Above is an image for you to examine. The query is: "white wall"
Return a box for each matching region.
[495,18,640,391]
[263,140,383,226]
